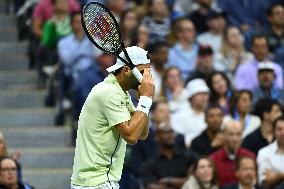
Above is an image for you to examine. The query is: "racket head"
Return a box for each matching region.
[81,1,123,54]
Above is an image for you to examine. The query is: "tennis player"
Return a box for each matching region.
[71,46,155,189]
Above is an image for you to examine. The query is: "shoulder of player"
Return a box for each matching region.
[90,82,124,100]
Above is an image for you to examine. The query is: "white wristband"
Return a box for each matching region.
[136,96,153,116]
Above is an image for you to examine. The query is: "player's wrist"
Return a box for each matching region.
[136,96,152,116]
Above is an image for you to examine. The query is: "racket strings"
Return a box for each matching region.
[83,4,121,53]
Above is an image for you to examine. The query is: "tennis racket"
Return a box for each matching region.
[81,1,143,82]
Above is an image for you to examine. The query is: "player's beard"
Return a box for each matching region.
[129,72,140,90]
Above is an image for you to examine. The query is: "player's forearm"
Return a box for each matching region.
[125,111,149,144]
[139,119,149,140]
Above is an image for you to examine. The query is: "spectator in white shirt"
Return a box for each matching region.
[257,116,284,189]
[170,78,209,147]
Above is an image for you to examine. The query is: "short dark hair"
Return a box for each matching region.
[251,33,268,46]
[236,156,256,171]
[272,116,284,132]
[267,3,284,16]
[150,100,168,113]
[253,98,281,120]
[71,11,81,23]
[147,41,168,54]
[205,104,224,117]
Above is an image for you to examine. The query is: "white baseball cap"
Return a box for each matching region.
[257,62,275,72]
[186,78,210,99]
[106,46,150,72]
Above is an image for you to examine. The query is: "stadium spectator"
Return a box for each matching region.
[133,25,150,49]
[167,17,199,79]
[214,26,253,80]
[265,3,284,53]
[235,34,283,90]
[207,71,232,114]
[186,45,215,83]
[222,156,263,189]
[197,10,226,52]
[0,157,34,189]
[147,41,169,99]
[161,66,188,102]
[191,104,224,156]
[242,98,283,155]
[140,0,171,45]
[127,101,185,189]
[181,157,219,189]
[257,116,284,189]
[188,0,217,34]
[253,62,284,105]
[32,0,79,38]
[210,120,255,187]
[119,8,139,47]
[170,78,209,147]
[141,122,197,189]
[224,90,261,138]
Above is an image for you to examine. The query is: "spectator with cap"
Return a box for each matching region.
[242,98,283,155]
[265,3,284,53]
[235,34,283,91]
[257,116,284,189]
[186,45,215,83]
[222,156,263,189]
[170,78,209,147]
[224,90,261,138]
[167,17,199,80]
[191,104,224,156]
[214,26,253,81]
[210,120,255,187]
[197,10,226,53]
[141,122,197,189]
[252,62,284,105]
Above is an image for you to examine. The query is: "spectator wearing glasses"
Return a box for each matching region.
[0,157,34,189]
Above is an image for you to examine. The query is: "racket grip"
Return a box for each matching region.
[132,67,143,83]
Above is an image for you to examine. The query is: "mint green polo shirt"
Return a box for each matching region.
[71,74,135,186]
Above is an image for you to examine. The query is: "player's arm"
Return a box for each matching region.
[116,68,154,144]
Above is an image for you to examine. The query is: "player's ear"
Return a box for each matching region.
[123,66,131,73]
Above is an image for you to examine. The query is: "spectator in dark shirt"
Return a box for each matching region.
[266,3,284,53]
[141,122,197,189]
[0,157,34,189]
[222,156,263,189]
[186,45,215,83]
[253,62,284,105]
[191,104,224,156]
[210,120,256,187]
[242,98,283,155]
[188,0,216,34]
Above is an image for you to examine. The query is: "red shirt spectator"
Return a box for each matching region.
[210,147,255,187]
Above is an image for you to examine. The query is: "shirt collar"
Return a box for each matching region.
[104,74,128,96]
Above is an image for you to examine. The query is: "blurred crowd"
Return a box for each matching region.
[3,0,284,188]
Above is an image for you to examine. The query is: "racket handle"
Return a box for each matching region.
[132,67,143,83]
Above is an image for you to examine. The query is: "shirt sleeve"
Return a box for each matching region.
[104,92,131,127]
[257,148,271,185]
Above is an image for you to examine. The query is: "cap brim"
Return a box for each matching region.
[106,64,124,73]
